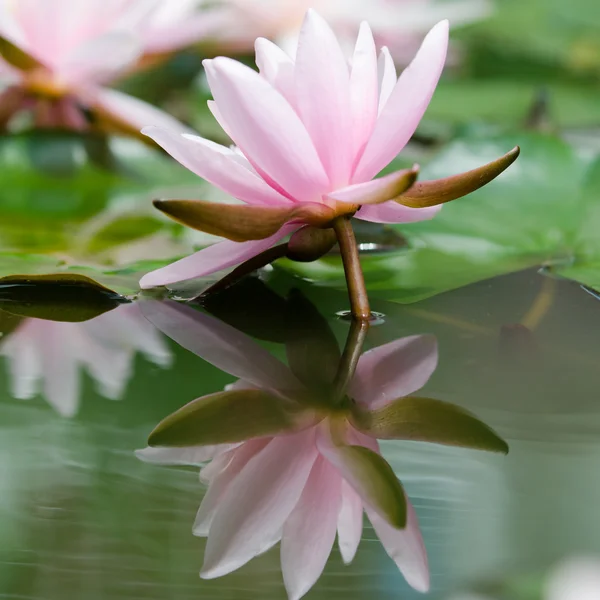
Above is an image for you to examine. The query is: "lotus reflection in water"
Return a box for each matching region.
[137,286,508,600]
[1,302,171,417]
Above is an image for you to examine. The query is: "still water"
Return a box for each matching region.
[0,268,598,600]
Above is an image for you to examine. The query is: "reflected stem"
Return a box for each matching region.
[332,317,370,404]
[332,216,371,320]
[201,242,289,297]
[521,276,556,330]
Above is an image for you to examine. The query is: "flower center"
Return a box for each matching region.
[23,68,68,98]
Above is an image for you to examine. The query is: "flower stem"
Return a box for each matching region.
[200,242,289,297]
[332,216,371,320]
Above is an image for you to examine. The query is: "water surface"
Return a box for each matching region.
[0,268,598,599]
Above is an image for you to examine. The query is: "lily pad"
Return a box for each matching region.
[459,0,600,78]
[427,79,600,129]
[282,131,600,303]
[0,273,126,322]
[0,131,205,293]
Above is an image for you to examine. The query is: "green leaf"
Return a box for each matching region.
[84,215,168,254]
[427,80,600,129]
[350,396,509,454]
[0,273,126,322]
[0,131,206,294]
[148,389,308,447]
[464,0,600,78]
[330,445,407,529]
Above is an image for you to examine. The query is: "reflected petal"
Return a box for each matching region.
[337,479,363,565]
[135,444,235,466]
[367,495,429,592]
[281,455,342,600]
[201,430,318,578]
[39,321,80,418]
[0,319,42,401]
[138,299,299,393]
[194,439,270,535]
[0,303,169,417]
[350,335,438,409]
[317,424,406,528]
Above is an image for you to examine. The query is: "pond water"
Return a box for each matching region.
[0,266,598,600]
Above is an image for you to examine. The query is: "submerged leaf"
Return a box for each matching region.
[148,389,309,447]
[351,396,508,454]
[0,273,126,322]
[396,147,520,208]
[284,290,341,394]
[201,277,290,342]
[153,199,335,242]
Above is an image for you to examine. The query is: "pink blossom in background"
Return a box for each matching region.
[0,0,215,132]
[138,0,229,56]
[140,10,449,289]
[0,303,171,417]
[212,0,491,63]
[137,299,440,598]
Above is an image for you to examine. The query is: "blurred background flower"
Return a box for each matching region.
[207,0,492,64]
[0,0,214,134]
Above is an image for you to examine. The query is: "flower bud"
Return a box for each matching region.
[287,226,337,262]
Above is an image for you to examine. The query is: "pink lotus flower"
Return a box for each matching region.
[136,298,508,599]
[139,10,450,289]
[0,302,171,417]
[139,10,517,302]
[0,0,210,132]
